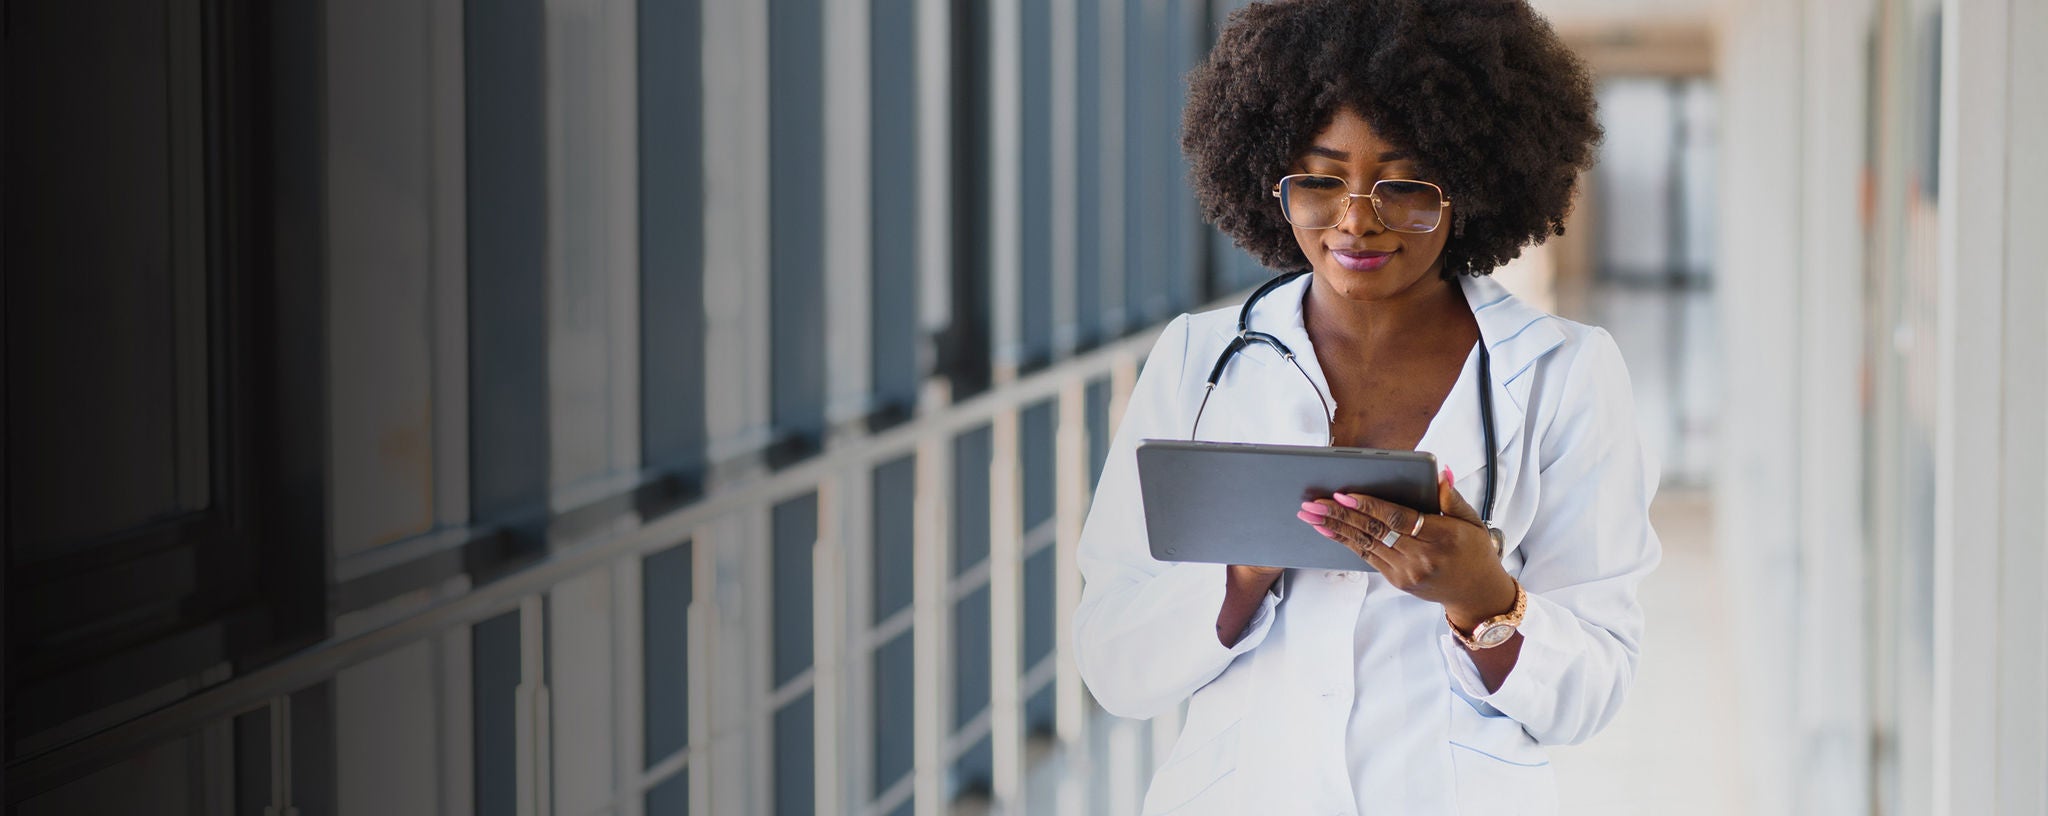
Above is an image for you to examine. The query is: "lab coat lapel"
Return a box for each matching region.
[1444,275,1566,539]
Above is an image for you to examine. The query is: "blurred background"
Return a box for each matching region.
[4,0,2044,814]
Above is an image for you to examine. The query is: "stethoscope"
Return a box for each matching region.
[1188,269,1502,530]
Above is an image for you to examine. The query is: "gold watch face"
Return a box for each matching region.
[1477,623,1516,647]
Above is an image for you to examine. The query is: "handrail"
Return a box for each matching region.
[5,306,1205,802]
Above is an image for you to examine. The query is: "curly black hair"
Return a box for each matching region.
[1182,0,1601,277]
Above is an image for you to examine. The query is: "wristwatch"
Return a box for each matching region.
[1450,578,1527,650]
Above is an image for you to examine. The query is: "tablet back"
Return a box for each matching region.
[1134,439,1440,572]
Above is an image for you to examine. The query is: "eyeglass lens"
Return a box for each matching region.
[1278,175,1444,233]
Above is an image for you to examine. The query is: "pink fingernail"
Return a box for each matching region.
[1332,493,1360,509]
[1299,501,1330,516]
[1443,466,1454,483]
[1296,510,1324,524]
[1311,524,1336,539]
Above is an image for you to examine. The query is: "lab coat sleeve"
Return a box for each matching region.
[1073,315,1285,721]
[1437,327,1663,746]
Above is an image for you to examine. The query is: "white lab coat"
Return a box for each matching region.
[1073,273,1661,816]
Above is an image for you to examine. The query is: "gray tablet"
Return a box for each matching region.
[1134,439,1441,572]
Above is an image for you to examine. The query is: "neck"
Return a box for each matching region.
[1302,273,1473,352]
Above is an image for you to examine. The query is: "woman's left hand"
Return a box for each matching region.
[1296,467,1518,629]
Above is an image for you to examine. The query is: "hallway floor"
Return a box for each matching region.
[1550,487,1750,813]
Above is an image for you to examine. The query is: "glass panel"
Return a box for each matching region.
[1026,683,1057,738]
[943,0,994,397]
[645,769,689,816]
[872,629,916,795]
[949,732,994,802]
[953,425,992,574]
[1022,547,1056,670]
[953,585,991,729]
[773,494,818,687]
[872,456,917,623]
[472,610,522,816]
[1022,400,1056,531]
[769,0,826,441]
[1086,378,1112,491]
[233,709,270,815]
[465,0,551,522]
[1074,0,1103,347]
[1018,0,1054,369]
[643,541,693,766]
[639,0,708,478]
[774,693,816,816]
[870,0,921,416]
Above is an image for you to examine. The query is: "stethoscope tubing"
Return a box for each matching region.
[1193,271,1500,525]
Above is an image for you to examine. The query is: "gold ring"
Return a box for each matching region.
[1408,515,1425,536]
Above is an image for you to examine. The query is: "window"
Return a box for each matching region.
[643,542,693,768]
[467,0,551,528]
[640,0,708,491]
[769,0,828,450]
[870,0,922,420]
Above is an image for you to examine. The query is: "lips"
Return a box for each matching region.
[1331,248,1393,272]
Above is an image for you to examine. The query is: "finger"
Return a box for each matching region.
[1438,466,1483,525]
[1307,519,1372,562]
[1316,499,1391,547]
[1332,492,1424,540]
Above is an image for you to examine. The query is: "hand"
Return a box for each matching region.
[1295,466,1516,629]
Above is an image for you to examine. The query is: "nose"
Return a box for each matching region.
[1338,193,1382,236]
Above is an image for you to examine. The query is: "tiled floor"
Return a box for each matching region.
[1549,488,1750,814]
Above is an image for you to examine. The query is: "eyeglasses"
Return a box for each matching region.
[1269,174,1452,233]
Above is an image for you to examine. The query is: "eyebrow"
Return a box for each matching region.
[1305,145,1412,163]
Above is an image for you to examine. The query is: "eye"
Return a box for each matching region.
[1292,174,1346,191]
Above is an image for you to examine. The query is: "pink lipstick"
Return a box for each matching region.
[1332,248,1393,272]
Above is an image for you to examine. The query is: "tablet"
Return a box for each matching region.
[1134,439,1441,572]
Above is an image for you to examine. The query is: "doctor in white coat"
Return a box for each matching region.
[1074,2,1660,814]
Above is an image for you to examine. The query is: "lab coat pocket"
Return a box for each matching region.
[1445,689,1557,815]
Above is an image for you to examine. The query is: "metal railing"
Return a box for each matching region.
[12,310,1198,815]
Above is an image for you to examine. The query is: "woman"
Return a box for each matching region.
[1072,2,1659,814]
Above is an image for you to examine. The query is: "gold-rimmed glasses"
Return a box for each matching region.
[1269,174,1452,233]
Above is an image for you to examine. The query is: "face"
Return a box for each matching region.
[1284,107,1453,302]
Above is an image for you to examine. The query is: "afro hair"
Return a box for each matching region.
[1182,0,1602,277]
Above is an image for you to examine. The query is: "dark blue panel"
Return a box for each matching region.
[1074,0,1103,346]
[1018,0,1053,368]
[870,0,922,413]
[1021,400,1056,530]
[872,629,916,795]
[640,0,707,475]
[1022,547,1055,669]
[1085,378,1111,492]
[466,0,551,522]
[1122,0,1168,325]
[643,541,693,767]
[773,494,817,687]
[646,769,689,816]
[952,425,992,574]
[774,693,816,816]
[952,585,990,728]
[769,0,826,440]
[872,456,917,623]
[942,0,992,396]
[1026,683,1057,738]
[949,732,994,802]
[472,610,522,816]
